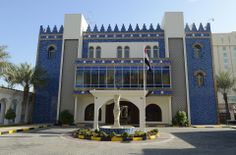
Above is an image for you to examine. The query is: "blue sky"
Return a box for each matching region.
[0,0,235,66]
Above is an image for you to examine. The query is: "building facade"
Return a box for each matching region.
[0,87,23,125]
[212,32,236,113]
[33,12,218,127]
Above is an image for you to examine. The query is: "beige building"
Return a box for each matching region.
[212,32,236,113]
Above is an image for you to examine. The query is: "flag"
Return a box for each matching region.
[144,49,152,72]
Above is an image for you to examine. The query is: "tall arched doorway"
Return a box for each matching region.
[0,100,6,124]
[146,104,162,121]
[84,103,102,121]
[105,101,139,125]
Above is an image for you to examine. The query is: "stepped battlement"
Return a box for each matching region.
[39,25,64,34]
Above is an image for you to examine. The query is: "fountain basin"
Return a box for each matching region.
[99,125,135,134]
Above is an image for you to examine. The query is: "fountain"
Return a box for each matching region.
[99,95,135,134]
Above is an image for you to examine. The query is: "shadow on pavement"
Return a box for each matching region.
[142,130,236,155]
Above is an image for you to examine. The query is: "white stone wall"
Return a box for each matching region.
[0,88,23,125]
[75,92,172,125]
[88,42,159,58]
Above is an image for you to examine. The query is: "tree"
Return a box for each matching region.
[12,63,47,123]
[5,108,16,123]
[2,63,18,88]
[216,71,236,120]
[0,45,10,75]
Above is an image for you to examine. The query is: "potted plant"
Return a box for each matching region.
[122,132,131,141]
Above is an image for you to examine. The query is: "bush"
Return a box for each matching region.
[122,132,129,138]
[175,111,188,126]
[5,108,16,121]
[59,110,74,125]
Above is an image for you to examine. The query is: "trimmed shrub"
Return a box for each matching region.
[5,108,16,122]
[175,111,188,126]
[59,110,74,125]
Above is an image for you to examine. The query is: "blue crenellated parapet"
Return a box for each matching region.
[185,23,211,32]
[86,23,164,33]
[39,25,64,34]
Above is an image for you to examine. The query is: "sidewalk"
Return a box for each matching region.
[0,124,52,135]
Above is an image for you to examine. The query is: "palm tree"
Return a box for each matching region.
[0,45,10,75]
[2,63,18,88]
[13,63,47,123]
[216,71,236,120]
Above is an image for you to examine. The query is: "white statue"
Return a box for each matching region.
[113,95,121,127]
[230,105,236,121]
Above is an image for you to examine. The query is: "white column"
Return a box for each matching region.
[139,97,146,131]
[168,97,172,124]
[93,98,99,129]
[74,96,78,123]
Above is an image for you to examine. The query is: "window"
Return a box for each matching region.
[223,53,227,57]
[194,71,205,87]
[145,46,151,58]
[84,104,101,121]
[117,46,122,58]
[223,47,226,51]
[96,46,101,58]
[47,46,56,59]
[88,47,94,58]
[193,44,202,58]
[124,46,130,58]
[153,46,159,58]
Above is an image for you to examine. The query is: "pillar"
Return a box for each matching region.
[74,96,78,123]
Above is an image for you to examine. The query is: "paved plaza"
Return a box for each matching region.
[0,127,235,155]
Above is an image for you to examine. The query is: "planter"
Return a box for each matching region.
[111,136,123,141]
[91,136,101,141]
[78,135,84,139]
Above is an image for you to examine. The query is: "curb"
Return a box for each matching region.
[0,124,52,136]
[191,125,228,128]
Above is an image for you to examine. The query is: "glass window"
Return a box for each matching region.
[76,69,84,85]
[115,67,123,88]
[162,67,170,87]
[154,68,162,87]
[91,69,98,86]
[48,46,56,59]
[124,46,130,58]
[195,72,205,87]
[147,71,153,87]
[84,68,91,87]
[193,44,202,58]
[117,46,122,58]
[223,53,227,57]
[145,46,151,58]
[153,46,159,58]
[96,46,101,58]
[138,69,143,87]
[224,59,228,63]
[130,69,138,87]
[223,47,226,51]
[123,67,130,87]
[107,69,114,87]
[99,67,106,87]
[89,46,94,58]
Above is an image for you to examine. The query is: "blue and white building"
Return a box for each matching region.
[33,12,218,128]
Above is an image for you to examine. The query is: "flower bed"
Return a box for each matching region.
[72,128,159,141]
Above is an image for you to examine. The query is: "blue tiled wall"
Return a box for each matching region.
[33,26,63,123]
[185,31,217,124]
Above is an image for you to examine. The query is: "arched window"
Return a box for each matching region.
[146,104,162,121]
[88,46,94,58]
[47,45,56,59]
[124,46,130,58]
[96,46,101,58]
[117,46,122,58]
[11,99,17,113]
[193,44,202,58]
[145,46,151,58]
[84,103,101,121]
[153,46,159,58]
[194,71,206,87]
